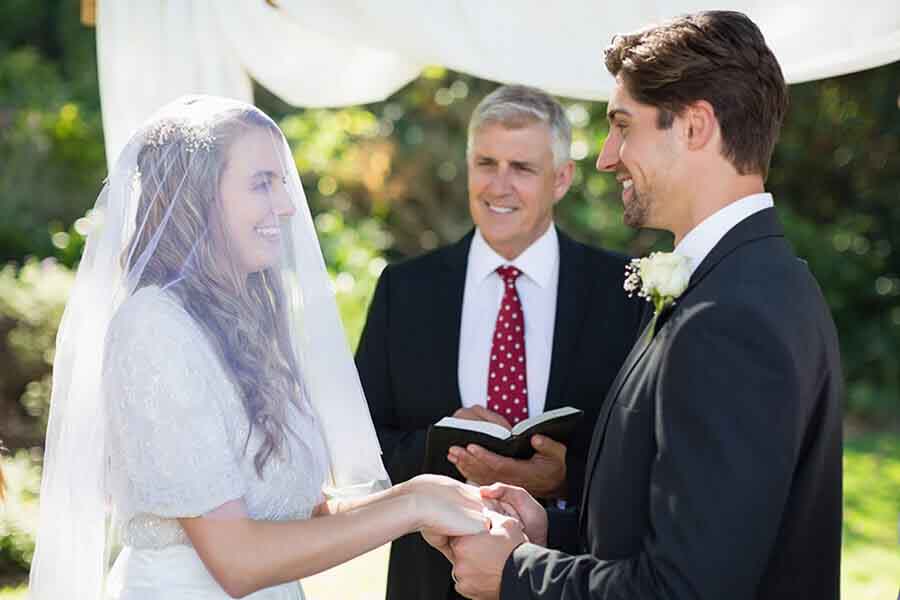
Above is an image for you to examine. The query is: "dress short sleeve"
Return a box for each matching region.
[104,287,247,518]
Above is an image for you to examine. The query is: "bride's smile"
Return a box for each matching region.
[218,128,296,275]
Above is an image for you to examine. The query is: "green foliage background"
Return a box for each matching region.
[0,2,897,595]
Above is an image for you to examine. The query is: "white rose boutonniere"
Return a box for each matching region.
[624,252,691,320]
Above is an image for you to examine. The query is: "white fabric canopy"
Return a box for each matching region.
[97,0,900,167]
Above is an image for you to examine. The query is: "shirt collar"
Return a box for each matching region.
[674,193,774,276]
[468,224,559,288]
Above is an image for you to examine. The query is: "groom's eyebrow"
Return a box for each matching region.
[607,108,632,122]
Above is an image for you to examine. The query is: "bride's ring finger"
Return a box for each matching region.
[451,571,460,585]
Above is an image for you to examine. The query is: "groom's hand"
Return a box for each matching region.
[447,434,567,499]
[480,483,548,547]
[449,513,526,600]
[421,529,455,563]
[420,507,514,564]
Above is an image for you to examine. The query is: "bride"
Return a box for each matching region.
[28,96,494,599]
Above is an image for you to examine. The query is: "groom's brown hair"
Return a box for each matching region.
[604,10,788,179]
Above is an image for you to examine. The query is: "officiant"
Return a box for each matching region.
[355,84,645,600]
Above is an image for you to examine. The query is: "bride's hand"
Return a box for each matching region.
[403,474,504,507]
[416,494,490,537]
[404,474,493,536]
[404,474,481,504]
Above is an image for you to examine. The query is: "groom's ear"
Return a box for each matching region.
[682,100,718,152]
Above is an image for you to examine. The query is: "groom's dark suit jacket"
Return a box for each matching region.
[356,228,645,600]
[501,208,843,600]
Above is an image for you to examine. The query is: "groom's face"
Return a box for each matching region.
[597,77,681,231]
[467,121,572,260]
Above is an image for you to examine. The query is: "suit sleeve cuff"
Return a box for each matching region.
[500,542,545,600]
[546,504,580,553]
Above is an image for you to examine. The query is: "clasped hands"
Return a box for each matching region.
[412,405,562,600]
[421,481,548,600]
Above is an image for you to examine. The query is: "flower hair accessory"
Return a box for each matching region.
[624,251,691,318]
[145,118,215,152]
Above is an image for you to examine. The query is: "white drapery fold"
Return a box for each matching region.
[98,0,900,166]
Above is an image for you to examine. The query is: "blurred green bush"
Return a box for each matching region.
[0,1,104,264]
[0,450,41,574]
[0,260,73,449]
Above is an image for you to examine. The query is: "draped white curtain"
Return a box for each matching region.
[97,0,900,167]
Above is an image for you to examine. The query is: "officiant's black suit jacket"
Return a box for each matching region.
[355,228,645,600]
[501,208,844,600]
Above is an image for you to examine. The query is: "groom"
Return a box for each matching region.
[433,11,844,600]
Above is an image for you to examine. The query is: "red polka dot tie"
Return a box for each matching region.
[487,266,528,425]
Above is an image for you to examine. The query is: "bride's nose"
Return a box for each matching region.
[273,186,296,217]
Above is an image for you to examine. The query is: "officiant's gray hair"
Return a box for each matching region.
[467,84,572,167]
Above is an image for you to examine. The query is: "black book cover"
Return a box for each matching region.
[422,407,583,479]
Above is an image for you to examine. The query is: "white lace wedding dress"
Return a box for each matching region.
[103,286,330,599]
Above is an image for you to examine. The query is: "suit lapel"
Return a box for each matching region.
[577,207,786,529]
[544,229,589,411]
[577,314,657,522]
[433,231,473,413]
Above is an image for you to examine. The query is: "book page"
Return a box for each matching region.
[433,417,512,440]
[510,406,580,436]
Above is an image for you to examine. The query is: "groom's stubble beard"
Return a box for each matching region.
[623,184,652,229]
[622,136,675,230]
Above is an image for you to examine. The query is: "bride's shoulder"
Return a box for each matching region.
[108,285,199,346]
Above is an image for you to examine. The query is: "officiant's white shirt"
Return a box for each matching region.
[459,224,558,418]
[675,193,774,276]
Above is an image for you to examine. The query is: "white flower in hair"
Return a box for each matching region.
[624,251,691,317]
[145,119,215,152]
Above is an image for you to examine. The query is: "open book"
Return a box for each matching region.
[423,406,584,478]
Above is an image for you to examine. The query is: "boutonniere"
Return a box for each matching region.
[624,252,691,320]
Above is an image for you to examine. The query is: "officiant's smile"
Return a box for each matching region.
[467,120,574,260]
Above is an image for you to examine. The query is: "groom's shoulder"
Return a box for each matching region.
[677,239,826,331]
[701,235,811,299]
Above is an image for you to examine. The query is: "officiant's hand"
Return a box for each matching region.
[447,512,526,600]
[452,405,513,429]
[447,434,567,499]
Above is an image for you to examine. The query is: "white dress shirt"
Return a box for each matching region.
[458,225,559,418]
[675,193,775,276]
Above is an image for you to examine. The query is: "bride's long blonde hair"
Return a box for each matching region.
[123,108,306,476]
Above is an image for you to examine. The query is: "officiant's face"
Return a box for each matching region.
[468,122,571,260]
[218,127,297,275]
[597,77,680,231]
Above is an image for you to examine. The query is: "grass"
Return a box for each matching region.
[0,587,24,600]
[302,544,390,600]
[2,431,897,599]
[841,432,900,599]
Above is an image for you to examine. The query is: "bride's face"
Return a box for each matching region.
[217,127,296,275]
